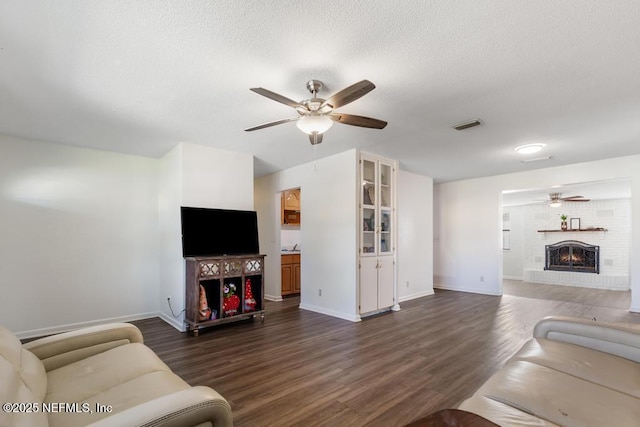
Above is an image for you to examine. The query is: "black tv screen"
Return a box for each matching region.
[180,207,260,257]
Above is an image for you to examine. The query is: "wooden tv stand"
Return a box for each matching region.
[184,254,265,336]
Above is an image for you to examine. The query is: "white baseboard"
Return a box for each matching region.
[433,283,501,296]
[158,312,186,332]
[298,303,359,322]
[15,312,159,340]
[398,289,435,302]
[264,294,283,302]
[503,275,523,281]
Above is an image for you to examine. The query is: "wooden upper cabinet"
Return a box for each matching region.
[281,189,301,225]
[283,189,300,210]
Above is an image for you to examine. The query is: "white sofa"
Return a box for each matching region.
[459,316,640,426]
[1,323,232,427]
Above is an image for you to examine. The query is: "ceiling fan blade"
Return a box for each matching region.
[245,117,299,132]
[565,198,591,202]
[330,113,387,129]
[250,88,302,109]
[560,195,584,200]
[309,132,323,145]
[321,80,376,109]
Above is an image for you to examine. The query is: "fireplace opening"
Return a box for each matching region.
[545,240,599,274]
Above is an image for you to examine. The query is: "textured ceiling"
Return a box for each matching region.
[2,1,640,182]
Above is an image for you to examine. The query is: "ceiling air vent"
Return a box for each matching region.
[452,119,482,131]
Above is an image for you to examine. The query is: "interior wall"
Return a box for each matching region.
[434,154,640,311]
[158,145,183,329]
[502,206,525,280]
[0,135,160,337]
[397,170,434,301]
[254,150,359,321]
[158,143,254,330]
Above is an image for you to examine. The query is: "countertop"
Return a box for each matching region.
[281,250,301,255]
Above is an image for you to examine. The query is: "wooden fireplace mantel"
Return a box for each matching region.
[537,228,607,233]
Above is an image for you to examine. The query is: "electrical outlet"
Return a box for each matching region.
[480,276,484,282]
[406,281,410,288]
[318,289,322,296]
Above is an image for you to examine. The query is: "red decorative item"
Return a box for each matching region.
[244,278,256,312]
[223,283,240,316]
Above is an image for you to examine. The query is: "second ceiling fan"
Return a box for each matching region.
[245,79,387,145]
[548,192,590,207]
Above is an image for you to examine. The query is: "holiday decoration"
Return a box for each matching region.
[223,283,240,316]
[198,285,211,321]
[244,278,256,312]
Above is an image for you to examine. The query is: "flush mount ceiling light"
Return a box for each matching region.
[515,143,546,154]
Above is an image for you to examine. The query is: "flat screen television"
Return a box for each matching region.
[180,207,260,257]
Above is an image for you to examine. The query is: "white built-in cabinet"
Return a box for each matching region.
[359,152,397,315]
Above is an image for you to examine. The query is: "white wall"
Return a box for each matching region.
[503,206,525,280]
[158,143,254,330]
[255,152,436,321]
[434,154,640,311]
[255,150,359,321]
[0,135,159,337]
[397,170,434,301]
[158,145,184,329]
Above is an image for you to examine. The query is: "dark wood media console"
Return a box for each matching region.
[184,254,265,336]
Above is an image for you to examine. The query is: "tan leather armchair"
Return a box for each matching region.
[1,323,232,427]
[459,316,640,426]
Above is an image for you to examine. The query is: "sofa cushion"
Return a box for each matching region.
[511,338,640,399]
[0,325,48,427]
[459,394,560,426]
[461,360,640,426]
[45,342,190,427]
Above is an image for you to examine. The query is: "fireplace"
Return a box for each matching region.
[545,240,599,274]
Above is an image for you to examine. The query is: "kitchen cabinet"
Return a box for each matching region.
[281,189,301,225]
[283,189,300,210]
[281,253,301,296]
[359,153,397,315]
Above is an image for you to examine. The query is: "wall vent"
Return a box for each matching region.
[521,156,552,163]
[452,119,482,131]
[597,209,615,218]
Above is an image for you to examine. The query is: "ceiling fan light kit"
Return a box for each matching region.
[245,79,387,145]
[296,115,333,134]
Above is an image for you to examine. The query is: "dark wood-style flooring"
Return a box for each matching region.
[133,282,639,426]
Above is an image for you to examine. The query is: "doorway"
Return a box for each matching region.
[280,187,301,299]
[501,178,632,296]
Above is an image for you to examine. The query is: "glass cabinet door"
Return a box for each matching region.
[380,163,391,208]
[379,209,392,254]
[378,161,392,254]
[361,159,376,255]
[362,159,376,206]
[362,207,376,254]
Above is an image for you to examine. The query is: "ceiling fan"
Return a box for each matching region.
[245,79,387,145]
[547,192,590,207]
